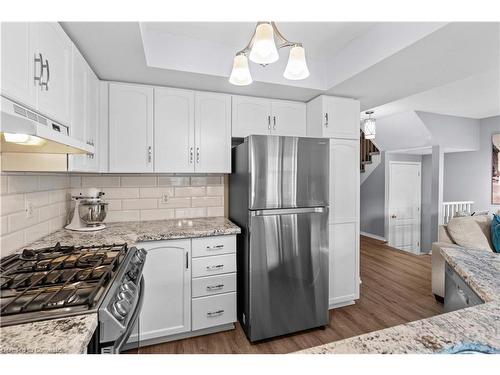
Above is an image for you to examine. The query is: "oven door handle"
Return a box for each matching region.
[113,276,145,353]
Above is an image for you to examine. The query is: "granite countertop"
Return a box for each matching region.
[0,217,241,354]
[298,247,500,354]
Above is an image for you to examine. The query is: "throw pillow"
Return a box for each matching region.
[491,214,500,253]
[447,216,493,252]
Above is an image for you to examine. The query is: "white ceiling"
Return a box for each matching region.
[61,21,500,118]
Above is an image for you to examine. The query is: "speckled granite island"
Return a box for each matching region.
[298,247,500,354]
[0,217,240,354]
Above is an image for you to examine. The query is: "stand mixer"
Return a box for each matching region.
[66,188,108,232]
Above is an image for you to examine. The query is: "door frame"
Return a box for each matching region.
[385,161,422,253]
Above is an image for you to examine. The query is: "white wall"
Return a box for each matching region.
[444,116,500,213]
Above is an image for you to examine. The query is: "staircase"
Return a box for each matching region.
[360,130,381,184]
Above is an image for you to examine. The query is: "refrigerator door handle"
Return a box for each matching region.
[250,207,327,216]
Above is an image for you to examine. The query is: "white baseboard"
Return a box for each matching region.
[360,231,386,242]
[329,300,355,309]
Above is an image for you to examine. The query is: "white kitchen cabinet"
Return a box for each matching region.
[33,22,72,125]
[195,92,232,173]
[69,49,87,143]
[1,22,36,108]
[85,70,100,172]
[232,95,272,137]
[307,95,360,140]
[1,22,72,125]
[109,83,154,173]
[136,239,191,341]
[154,87,194,173]
[232,95,306,138]
[270,100,307,136]
[328,138,360,308]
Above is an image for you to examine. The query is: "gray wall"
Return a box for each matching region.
[421,154,433,252]
[443,116,500,213]
[360,152,422,239]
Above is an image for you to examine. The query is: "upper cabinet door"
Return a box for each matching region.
[232,95,271,137]
[195,92,231,173]
[1,23,37,108]
[34,23,72,125]
[109,83,154,173]
[324,97,360,139]
[85,70,100,172]
[70,48,87,143]
[154,88,195,173]
[270,100,306,136]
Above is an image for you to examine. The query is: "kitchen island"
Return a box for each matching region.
[0,217,240,354]
[298,246,500,354]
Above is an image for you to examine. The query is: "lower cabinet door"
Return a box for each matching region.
[137,240,191,341]
[192,292,236,331]
[329,222,359,307]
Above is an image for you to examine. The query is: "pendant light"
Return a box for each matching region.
[229,53,253,86]
[362,111,376,139]
[229,22,309,86]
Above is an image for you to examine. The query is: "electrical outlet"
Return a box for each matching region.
[161,194,169,203]
[25,200,34,218]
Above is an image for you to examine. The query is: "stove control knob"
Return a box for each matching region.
[127,266,139,281]
[131,252,144,265]
[118,290,134,302]
[120,281,137,294]
[111,299,131,320]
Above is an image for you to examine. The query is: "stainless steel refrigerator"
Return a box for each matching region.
[229,135,329,342]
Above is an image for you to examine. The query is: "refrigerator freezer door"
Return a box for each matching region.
[248,135,329,209]
[247,207,329,341]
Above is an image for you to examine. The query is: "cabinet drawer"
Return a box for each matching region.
[192,235,236,257]
[192,254,236,278]
[192,292,236,331]
[192,273,236,298]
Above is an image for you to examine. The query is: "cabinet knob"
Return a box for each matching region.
[273,116,276,130]
[147,146,152,163]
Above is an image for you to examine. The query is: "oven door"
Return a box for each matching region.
[101,277,145,354]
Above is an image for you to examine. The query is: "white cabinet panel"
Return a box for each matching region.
[329,222,359,306]
[109,83,153,173]
[192,292,236,331]
[195,92,231,173]
[154,88,195,173]
[137,240,191,341]
[325,96,360,139]
[1,22,36,108]
[192,253,236,278]
[70,48,87,143]
[192,273,236,298]
[329,139,360,224]
[85,70,100,172]
[191,235,236,258]
[271,100,306,136]
[232,95,271,137]
[34,22,72,125]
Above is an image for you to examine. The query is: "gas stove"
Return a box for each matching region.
[1,242,147,353]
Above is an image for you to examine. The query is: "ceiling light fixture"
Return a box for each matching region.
[362,111,376,140]
[229,22,309,86]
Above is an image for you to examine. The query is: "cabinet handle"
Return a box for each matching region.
[206,284,224,291]
[186,251,189,270]
[189,147,194,164]
[273,116,276,130]
[196,147,200,164]
[206,264,224,271]
[267,115,271,130]
[34,53,43,86]
[325,113,329,127]
[206,244,224,250]
[40,59,49,91]
[206,309,224,317]
[147,146,152,163]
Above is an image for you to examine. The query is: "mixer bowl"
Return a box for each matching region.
[78,200,108,226]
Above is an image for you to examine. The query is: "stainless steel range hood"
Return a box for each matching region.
[0,96,93,154]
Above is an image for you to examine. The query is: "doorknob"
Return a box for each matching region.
[391,214,397,219]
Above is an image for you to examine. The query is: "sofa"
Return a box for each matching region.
[431,215,493,299]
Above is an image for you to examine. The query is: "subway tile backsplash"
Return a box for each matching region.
[1,172,226,257]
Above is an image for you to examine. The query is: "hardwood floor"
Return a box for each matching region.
[130,236,444,354]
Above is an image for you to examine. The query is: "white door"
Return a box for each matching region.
[388,162,422,253]
[231,95,271,137]
[324,96,360,139]
[154,88,195,173]
[85,70,100,172]
[195,92,231,173]
[133,240,191,342]
[270,100,306,136]
[34,22,72,125]
[109,83,154,173]
[329,222,359,306]
[1,22,37,108]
